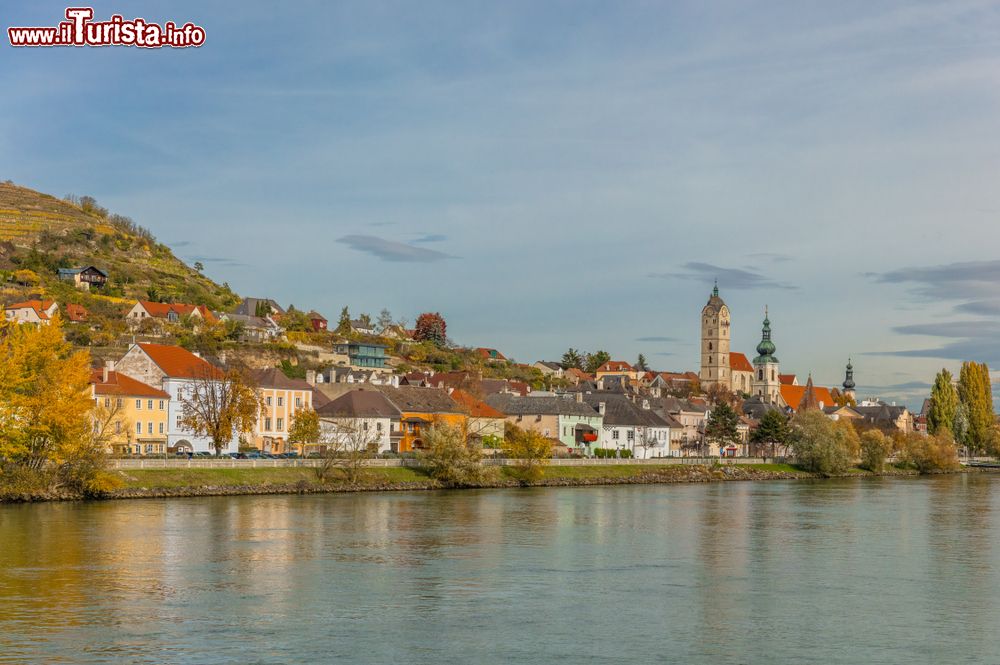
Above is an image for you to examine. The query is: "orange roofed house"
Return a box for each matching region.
[4,300,58,325]
[449,389,506,444]
[90,365,170,456]
[114,342,236,454]
[126,301,217,329]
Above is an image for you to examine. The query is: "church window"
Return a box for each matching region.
[708,356,712,364]
[771,369,775,380]
[708,342,713,351]
[758,369,763,380]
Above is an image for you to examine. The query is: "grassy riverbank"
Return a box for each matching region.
[3,462,975,502]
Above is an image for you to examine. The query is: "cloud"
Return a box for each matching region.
[337,235,454,262]
[636,336,678,342]
[188,255,249,268]
[870,260,1000,302]
[652,351,675,356]
[170,240,193,248]
[650,262,796,290]
[413,233,447,243]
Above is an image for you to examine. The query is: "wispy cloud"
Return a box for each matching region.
[870,259,1000,308]
[650,262,796,290]
[865,319,1000,365]
[337,235,455,262]
[188,255,248,268]
[413,233,447,243]
[745,252,792,264]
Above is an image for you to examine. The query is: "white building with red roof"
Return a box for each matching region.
[4,299,58,325]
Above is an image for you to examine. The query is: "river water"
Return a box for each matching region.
[1,475,999,664]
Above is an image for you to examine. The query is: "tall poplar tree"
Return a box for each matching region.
[958,361,994,455]
[927,369,958,437]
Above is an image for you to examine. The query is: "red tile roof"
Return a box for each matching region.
[597,361,634,373]
[7,300,55,319]
[779,374,797,385]
[91,369,170,398]
[475,347,507,361]
[730,352,753,372]
[780,384,836,411]
[137,343,223,380]
[566,368,593,380]
[136,301,216,323]
[450,389,504,418]
[65,303,88,322]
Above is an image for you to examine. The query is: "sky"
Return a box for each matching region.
[3,0,1000,409]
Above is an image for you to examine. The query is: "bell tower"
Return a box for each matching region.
[699,281,731,390]
[752,307,781,403]
[842,359,856,403]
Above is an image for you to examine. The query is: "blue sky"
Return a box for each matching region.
[4,0,1000,408]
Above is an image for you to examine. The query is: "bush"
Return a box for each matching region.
[503,426,552,484]
[420,425,494,487]
[902,432,960,473]
[790,410,852,475]
[859,430,890,472]
[593,448,633,459]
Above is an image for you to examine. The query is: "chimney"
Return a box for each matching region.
[598,401,606,416]
[575,392,583,403]
[305,369,316,386]
[642,399,650,410]
[103,359,114,383]
[218,350,227,366]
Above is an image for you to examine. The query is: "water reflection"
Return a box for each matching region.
[1,476,999,664]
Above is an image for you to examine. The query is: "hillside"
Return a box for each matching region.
[0,181,239,310]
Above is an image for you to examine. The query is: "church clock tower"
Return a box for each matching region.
[752,307,781,403]
[699,282,731,390]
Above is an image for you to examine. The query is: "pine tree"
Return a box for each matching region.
[336,306,351,335]
[636,353,649,371]
[561,348,583,370]
[927,368,958,436]
[704,402,741,454]
[749,409,789,457]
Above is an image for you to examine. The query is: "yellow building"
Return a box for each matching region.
[91,367,171,455]
[252,369,316,453]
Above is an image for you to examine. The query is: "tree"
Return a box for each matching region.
[313,416,380,484]
[414,312,447,346]
[503,424,552,484]
[584,350,611,374]
[193,261,204,273]
[927,369,958,437]
[958,361,993,456]
[420,424,492,487]
[561,348,584,370]
[704,402,741,456]
[0,317,113,495]
[357,313,373,331]
[859,429,890,472]
[336,306,352,335]
[12,268,40,287]
[179,365,261,456]
[789,410,852,475]
[636,353,649,371]
[902,431,960,472]
[749,409,790,457]
[287,408,320,455]
[376,308,394,334]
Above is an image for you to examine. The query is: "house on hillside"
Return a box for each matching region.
[65,303,88,323]
[90,363,170,456]
[316,389,402,454]
[485,393,603,453]
[307,311,328,331]
[333,341,387,370]
[235,297,285,318]
[57,266,107,291]
[449,389,506,443]
[4,299,57,325]
[126,301,216,327]
[319,366,398,386]
[216,312,281,342]
[350,319,376,336]
[475,347,507,362]
[114,342,238,454]
[564,367,594,385]
[533,361,564,378]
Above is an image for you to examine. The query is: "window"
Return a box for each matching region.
[117,398,123,408]
[136,422,142,434]
[148,422,153,434]
[708,342,713,351]
[114,421,121,434]
[376,422,383,432]
[277,396,284,407]
[362,421,369,430]
[266,396,273,406]
[627,431,635,441]
[136,399,142,410]
[758,369,763,380]
[276,417,284,430]
[295,397,302,408]
[104,398,110,408]
[612,430,619,440]
[159,422,164,434]
[145,444,153,454]
[265,417,272,430]
[147,400,153,410]
[159,400,165,410]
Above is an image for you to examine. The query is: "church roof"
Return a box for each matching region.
[730,352,753,372]
[780,384,837,411]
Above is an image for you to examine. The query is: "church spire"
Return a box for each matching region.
[842,358,856,391]
[754,308,777,363]
[712,279,719,298]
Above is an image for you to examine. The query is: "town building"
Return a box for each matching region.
[235,297,285,318]
[126,301,216,326]
[316,389,401,454]
[582,394,672,458]
[751,308,782,404]
[4,300,57,325]
[485,393,604,453]
[699,283,731,390]
[90,364,170,456]
[251,368,315,453]
[57,266,107,290]
[374,385,467,452]
[333,341,388,370]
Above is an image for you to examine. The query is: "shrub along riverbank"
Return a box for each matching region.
[2,461,990,503]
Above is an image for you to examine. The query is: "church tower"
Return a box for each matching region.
[752,307,781,403]
[699,281,731,390]
[842,359,856,403]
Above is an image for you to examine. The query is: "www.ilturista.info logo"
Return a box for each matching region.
[8,7,205,48]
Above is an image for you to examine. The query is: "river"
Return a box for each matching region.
[1,475,998,664]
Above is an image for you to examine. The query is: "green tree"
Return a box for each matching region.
[503,424,552,484]
[636,353,649,371]
[859,429,890,472]
[704,402,741,455]
[902,431,960,472]
[561,348,583,370]
[958,361,994,456]
[287,408,320,455]
[193,261,204,273]
[789,410,851,475]
[927,369,958,437]
[420,424,492,487]
[336,306,352,335]
[584,350,611,374]
[749,409,789,457]
[376,308,394,333]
